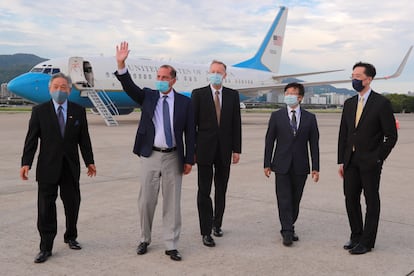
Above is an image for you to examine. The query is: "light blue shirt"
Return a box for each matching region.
[359,89,371,107]
[153,91,176,148]
[52,99,68,123]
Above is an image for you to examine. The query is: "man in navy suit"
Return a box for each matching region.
[20,73,96,263]
[338,62,397,255]
[264,82,319,246]
[115,42,195,261]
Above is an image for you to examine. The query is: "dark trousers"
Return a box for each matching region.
[344,153,381,249]
[275,170,307,234]
[197,154,230,236]
[37,160,81,251]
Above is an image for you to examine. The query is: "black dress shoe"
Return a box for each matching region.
[292,232,299,242]
[343,240,358,250]
[136,242,149,255]
[349,243,371,255]
[202,235,215,247]
[34,251,52,263]
[213,227,223,237]
[165,249,182,261]
[65,239,82,250]
[282,233,293,246]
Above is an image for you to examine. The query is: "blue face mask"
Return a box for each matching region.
[209,73,223,85]
[155,81,170,93]
[284,95,299,107]
[50,90,69,104]
[352,79,365,92]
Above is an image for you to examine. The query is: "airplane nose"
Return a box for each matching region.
[7,73,51,103]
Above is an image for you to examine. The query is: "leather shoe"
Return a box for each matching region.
[202,235,215,247]
[34,251,52,263]
[349,243,371,255]
[292,232,299,242]
[136,242,148,255]
[343,240,358,250]
[282,233,293,246]
[213,227,223,237]
[65,239,82,250]
[165,249,182,261]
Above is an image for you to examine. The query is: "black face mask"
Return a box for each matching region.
[352,79,365,92]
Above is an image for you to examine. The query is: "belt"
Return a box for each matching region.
[152,146,177,153]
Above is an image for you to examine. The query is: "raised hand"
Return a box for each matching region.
[116,41,130,69]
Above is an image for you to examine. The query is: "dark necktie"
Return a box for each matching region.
[163,96,173,148]
[214,91,221,125]
[290,110,297,136]
[57,105,65,137]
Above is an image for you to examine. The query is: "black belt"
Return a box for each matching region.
[152,146,177,153]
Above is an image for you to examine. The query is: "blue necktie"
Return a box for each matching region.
[163,96,173,148]
[290,110,297,136]
[57,105,65,137]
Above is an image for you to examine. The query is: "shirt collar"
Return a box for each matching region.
[52,99,68,111]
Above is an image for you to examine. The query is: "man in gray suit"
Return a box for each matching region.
[264,82,319,246]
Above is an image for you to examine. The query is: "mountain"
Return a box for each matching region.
[0,53,47,83]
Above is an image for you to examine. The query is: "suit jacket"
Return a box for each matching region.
[115,71,195,168]
[338,91,397,171]
[191,86,242,166]
[264,107,319,174]
[21,100,94,183]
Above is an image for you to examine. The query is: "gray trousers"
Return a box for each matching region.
[139,151,182,250]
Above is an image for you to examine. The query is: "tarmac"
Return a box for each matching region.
[0,110,413,276]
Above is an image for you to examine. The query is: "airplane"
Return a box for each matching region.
[7,6,413,126]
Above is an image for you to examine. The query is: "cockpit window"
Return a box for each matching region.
[31,68,43,72]
[30,67,60,74]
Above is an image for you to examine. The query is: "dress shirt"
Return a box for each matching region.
[210,85,222,107]
[52,99,68,123]
[287,105,301,128]
[153,92,176,148]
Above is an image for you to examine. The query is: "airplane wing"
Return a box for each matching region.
[239,45,413,98]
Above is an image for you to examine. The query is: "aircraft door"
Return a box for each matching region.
[68,57,88,88]
[83,61,94,87]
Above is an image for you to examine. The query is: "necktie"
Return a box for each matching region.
[214,91,221,125]
[163,96,173,148]
[291,110,297,136]
[57,105,65,137]
[355,96,364,127]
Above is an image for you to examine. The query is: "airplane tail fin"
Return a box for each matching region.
[233,6,288,73]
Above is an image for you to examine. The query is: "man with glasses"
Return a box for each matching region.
[264,82,319,247]
[338,62,397,254]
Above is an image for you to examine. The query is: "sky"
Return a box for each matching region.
[0,0,413,93]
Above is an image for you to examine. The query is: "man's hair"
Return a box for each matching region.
[353,62,376,79]
[159,64,177,79]
[284,82,305,96]
[48,72,72,88]
[210,60,227,72]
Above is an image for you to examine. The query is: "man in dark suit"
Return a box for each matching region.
[338,62,397,255]
[20,72,96,263]
[264,82,319,246]
[115,41,195,261]
[191,60,242,247]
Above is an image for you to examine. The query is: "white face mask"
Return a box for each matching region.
[284,95,299,107]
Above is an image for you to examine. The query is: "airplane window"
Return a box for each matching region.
[139,74,142,79]
[31,68,43,72]
[106,72,110,78]
[43,68,52,74]
[144,75,147,79]
[149,75,152,80]
[52,68,60,74]
[133,73,137,79]
[189,77,192,82]
[184,76,187,81]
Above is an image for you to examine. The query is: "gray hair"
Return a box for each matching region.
[48,72,72,88]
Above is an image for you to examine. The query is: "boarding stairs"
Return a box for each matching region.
[85,89,119,126]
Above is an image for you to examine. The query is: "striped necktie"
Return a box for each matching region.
[57,105,65,137]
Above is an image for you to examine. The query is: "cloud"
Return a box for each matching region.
[0,0,412,92]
